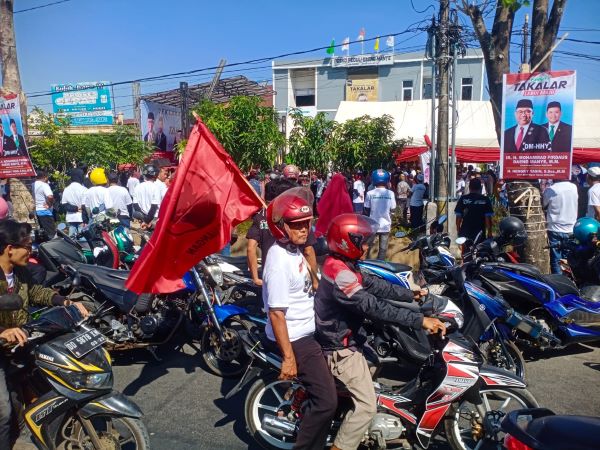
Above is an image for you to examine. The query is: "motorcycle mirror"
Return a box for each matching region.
[71,272,81,287]
[395,231,407,238]
[57,223,67,232]
[438,214,448,225]
[456,237,467,245]
[0,294,24,311]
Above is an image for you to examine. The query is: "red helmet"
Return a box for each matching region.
[266,187,314,240]
[326,213,379,259]
[283,164,300,180]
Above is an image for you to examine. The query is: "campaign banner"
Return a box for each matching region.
[51,81,114,126]
[0,92,35,178]
[500,71,576,180]
[140,100,181,152]
[346,77,378,102]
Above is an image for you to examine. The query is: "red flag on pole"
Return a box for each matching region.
[126,120,265,294]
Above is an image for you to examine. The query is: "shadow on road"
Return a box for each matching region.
[584,362,600,372]
[522,343,595,361]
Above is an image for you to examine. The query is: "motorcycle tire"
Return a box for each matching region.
[480,339,526,381]
[444,386,538,450]
[201,316,253,378]
[245,372,297,450]
[55,415,150,450]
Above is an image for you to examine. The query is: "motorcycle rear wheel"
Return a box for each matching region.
[201,316,253,377]
[444,386,538,450]
[55,414,149,450]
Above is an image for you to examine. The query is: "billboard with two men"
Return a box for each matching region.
[500,70,576,180]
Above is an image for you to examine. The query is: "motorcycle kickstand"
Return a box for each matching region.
[147,345,162,362]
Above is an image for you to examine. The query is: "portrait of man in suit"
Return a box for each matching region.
[155,115,167,151]
[143,111,156,146]
[504,99,551,153]
[2,118,28,157]
[543,101,572,152]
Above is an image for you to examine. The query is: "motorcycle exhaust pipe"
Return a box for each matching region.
[262,415,296,439]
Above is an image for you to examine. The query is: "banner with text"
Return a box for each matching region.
[346,76,378,102]
[500,71,576,180]
[140,100,181,152]
[0,92,35,178]
[51,81,114,126]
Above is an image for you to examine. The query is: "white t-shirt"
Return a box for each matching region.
[542,181,578,233]
[61,182,88,223]
[133,181,161,215]
[587,183,600,219]
[263,244,315,342]
[364,187,396,233]
[34,180,53,213]
[126,177,140,197]
[352,180,365,204]
[107,185,132,217]
[84,186,112,214]
[155,179,168,202]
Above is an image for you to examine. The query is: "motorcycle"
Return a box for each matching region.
[501,408,600,450]
[225,272,538,450]
[0,296,149,449]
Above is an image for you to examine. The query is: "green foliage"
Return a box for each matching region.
[193,96,284,171]
[501,0,529,10]
[329,114,409,173]
[29,108,152,188]
[287,110,336,174]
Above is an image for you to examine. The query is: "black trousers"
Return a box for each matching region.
[37,214,56,238]
[0,358,11,448]
[410,205,424,229]
[291,335,337,450]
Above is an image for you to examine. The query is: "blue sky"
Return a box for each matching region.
[15,0,600,116]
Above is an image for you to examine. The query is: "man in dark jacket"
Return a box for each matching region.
[504,99,551,153]
[543,101,573,153]
[314,213,445,450]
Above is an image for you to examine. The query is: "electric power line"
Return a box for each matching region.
[14,0,72,14]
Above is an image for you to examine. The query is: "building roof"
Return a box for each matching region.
[140,75,273,107]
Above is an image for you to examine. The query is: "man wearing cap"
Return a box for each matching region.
[504,99,551,153]
[543,101,572,153]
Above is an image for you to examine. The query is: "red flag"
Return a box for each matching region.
[126,120,265,294]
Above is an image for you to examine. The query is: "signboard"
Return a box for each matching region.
[0,91,35,177]
[332,53,394,68]
[500,71,576,180]
[51,81,114,126]
[346,77,378,102]
[140,100,181,152]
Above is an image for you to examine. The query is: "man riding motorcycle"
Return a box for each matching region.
[0,220,89,447]
[314,213,445,450]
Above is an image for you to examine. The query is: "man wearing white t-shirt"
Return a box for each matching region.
[154,166,169,215]
[587,167,600,220]
[60,169,88,236]
[83,168,112,220]
[364,169,396,260]
[133,164,161,228]
[126,171,140,197]
[34,170,56,238]
[107,171,133,228]
[352,172,365,213]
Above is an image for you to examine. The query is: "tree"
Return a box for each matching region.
[287,110,336,174]
[193,96,284,171]
[460,0,567,273]
[329,114,409,173]
[29,108,153,189]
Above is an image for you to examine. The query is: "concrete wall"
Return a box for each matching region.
[379,61,422,101]
[316,67,347,111]
[273,68,289,112]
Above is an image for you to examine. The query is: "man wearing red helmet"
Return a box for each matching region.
[315,213,445,450]
[263,187,337,450]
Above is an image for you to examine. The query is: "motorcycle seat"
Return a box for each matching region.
[526,414,600,450]
[73,263,138,312]
[541,274,580,297]
[361,260,412,273]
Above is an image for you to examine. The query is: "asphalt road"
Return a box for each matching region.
[108,340,600,450]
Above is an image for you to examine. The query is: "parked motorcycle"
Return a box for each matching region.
[501,408,600,450]
[225,274,538,450]
[0,296,149,449]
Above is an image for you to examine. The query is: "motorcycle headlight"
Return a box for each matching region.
[204,264,224,286]
[58,370,113,391]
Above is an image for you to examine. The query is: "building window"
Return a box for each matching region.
[295,88,315,107]
[423,77,433,99]
[402,80,413,101]
[461,77,473,100]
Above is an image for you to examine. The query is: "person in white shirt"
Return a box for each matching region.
[543,179,578,274]
[586,166,600,221]
[154,166,169,214]
[396,173,410,222]
[60,168,88,236]
[352,171,365,213]
[126,171,140,197]
[132,164,161,228]
[83,168,112,219]
[107,171,133,228]
[33,170,55,238]
[364,169,396,260]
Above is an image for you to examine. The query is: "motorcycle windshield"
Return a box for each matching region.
[25,305,82,334]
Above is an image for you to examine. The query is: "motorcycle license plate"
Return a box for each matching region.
[65,329,107,358]
[428,284,446,295]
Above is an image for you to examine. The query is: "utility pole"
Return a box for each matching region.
[426,17,437,201]
[434,0,450,220]
[132,82,141,130]
[206,59,227,101]
[180,82,190,136]
[520,14,530,73]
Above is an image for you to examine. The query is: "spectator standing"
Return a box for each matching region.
[364,169,396,260]
[586,166,600,220]
[455,178,493,241]
[352,171,366,213]
[248,169,262,197]
[60,169,88,236]
[133,165,161,229]
[83,168,112,219]
[542,179,578,274]
[33,170,56,237]
[408,174,426,229]
[127,171,140,197]
[107,171,133,228]
[396,173,410,223]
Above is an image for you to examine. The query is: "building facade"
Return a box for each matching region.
[272,49,485,124]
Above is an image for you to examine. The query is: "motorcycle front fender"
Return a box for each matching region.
[78,390,143,419]
[214,303,249,324]
[479,364,527,388]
